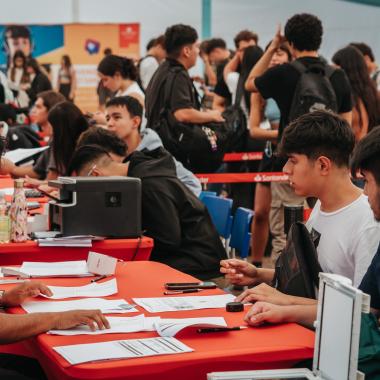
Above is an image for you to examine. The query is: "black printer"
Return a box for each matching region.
[48,176,141,238]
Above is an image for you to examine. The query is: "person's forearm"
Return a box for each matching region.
[174,108,217,124]
[256,268,275,284]
[212,94,226,112]
[245,48,276,92]
[204,62,217,87]
[288,295,318,306]
[282,305,317,328]
[250,127,278,141]
[223,55,240,83]
[0,313,59,343]
[11,165,39,179]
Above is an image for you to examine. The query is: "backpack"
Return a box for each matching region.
[272,221,322,299]
[151,66,247,173]
[288,60,338,122]
[6,125,42,151]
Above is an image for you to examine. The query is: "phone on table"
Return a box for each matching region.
[164,282,217,290]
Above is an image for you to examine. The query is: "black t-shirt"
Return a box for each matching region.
[255,56,353,139]
[359,243,380,309]
[145,59,199,129]
[213,59,232,105]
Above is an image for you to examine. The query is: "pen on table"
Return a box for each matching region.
[91,275,107,283]
[197,326,248,333]
[163,289,203,295]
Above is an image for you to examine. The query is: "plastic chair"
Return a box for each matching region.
[229,207,254,259]
[202,195,233,251]
[199,191,217,201]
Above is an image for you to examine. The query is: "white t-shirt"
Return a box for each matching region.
[116,81,145,100]
[225,72,248,117]
[306,194,380,286]
[139,56,159,90]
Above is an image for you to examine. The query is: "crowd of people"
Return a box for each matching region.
[0,11,380,379]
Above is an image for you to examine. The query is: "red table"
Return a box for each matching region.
[6,262,315,380]
[0,237,153,265]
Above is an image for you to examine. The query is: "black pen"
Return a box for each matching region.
[197,326,248,333]
[163,289,203,295]
[91,275,107,283]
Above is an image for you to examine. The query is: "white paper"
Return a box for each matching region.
[37,238,92,247]
[16,261,92,278]
[0,188,15,196]
[87,251,117,275]
[22,298,138,314]
[133,294,235,313]
[54,337,193,365]
[155,317,227,337]
[44,278,118,300]
[48,314,160,336]
[4,146,49,164]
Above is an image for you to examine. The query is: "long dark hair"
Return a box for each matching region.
[97,55,138,81]
[61,54,72,69]
[10,50,29,83]
[332,45,380,132]
[48,101,89,175]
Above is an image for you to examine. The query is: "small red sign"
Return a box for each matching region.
[119,23,140,47]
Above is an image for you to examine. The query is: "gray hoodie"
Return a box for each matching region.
[137,128,201,196]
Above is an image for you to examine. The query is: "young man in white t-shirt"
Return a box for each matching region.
[220,110,380,294]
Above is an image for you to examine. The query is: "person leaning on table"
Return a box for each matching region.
[0,281,109,380]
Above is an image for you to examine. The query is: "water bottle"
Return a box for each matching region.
[10,179,28,242]
[0,191,10,242]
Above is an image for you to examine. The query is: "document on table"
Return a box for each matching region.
[2,261,93,278]
[54,337,193,365]
[48,314,160,335]
[44,278,117,299]
[22,298,138,314]
[4,146,49,164]
[155,317,227,337]
[133,294,235,313]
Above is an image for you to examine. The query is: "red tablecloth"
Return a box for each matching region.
[6,262,315,380]
[0,237,153,265]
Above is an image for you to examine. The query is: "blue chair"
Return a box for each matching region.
[229,207,254,259]
[199,191,217,201]
[201,195,233,251]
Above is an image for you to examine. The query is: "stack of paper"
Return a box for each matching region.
[133,294,235,313]
[38,236,92,247]
[2,261,92,278]
[44,278,117,299]
[48,314,160,335]
[155,317,227,337]
[22,298,138,314]
[4,146,49,164]
[54,337,193,365]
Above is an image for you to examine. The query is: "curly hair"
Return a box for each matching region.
[233,30,258,49]
[98,55,138,81]
[205,38,227,55]
[284,13,323,51]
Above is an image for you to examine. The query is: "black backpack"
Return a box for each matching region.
[272,221,322,299]
[288,60,338,122]
[151,66,247,173]
[6,125,41,151]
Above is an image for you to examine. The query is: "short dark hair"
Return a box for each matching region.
[103,47,112,56]
[98,55,138,81]
[279,110,355,168]
[37,90,65,111]
[351,126,380,185]
[0,104,17,124]
[284,13,323,52]
[205,38,227,55]
[4,25,31,40]
[68,144,112,176]
[350,42,375,62]
[164,24,198,58]
[146,35,165,51]
[233,30,258,49]
[77,127,127,157]
[106,95,143,118]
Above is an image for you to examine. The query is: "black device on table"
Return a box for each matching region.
[164,282,217,290]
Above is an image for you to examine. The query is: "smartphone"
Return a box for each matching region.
[164,282,217,290]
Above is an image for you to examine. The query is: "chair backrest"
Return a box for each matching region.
[229,207,253,258]
[202,195,233,239]
[199,191,217,201]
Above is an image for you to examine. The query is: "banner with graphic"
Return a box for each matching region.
[0,24,140,111]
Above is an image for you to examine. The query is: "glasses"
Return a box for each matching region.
[86,164,97,177]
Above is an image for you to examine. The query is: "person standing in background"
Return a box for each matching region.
[57,54,76,102]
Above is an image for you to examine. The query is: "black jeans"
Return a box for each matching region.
[0,354,47,380]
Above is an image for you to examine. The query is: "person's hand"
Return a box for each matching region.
[0,158,16,175]
[244,302,288,326]
[24,176,44,188]
[268,24,286,52]
[220,259,258,286]
[92,111,107,126]
[236,283,293,305]
[200,51,210,64]
[52,309,110,331]
[207,109,225,122]
[1,281,53,307]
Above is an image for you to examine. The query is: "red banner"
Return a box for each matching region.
[119,23,140,47]
[195,172,289,184]
[223,152,263,162]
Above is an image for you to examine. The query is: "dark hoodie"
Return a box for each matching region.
[127,147,227,280]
